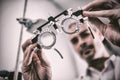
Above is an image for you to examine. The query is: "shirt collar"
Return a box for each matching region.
[107,55,116,67]
[87,55,116,74]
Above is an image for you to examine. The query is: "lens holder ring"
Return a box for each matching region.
[61,16,80,34]
[38,31,56,49]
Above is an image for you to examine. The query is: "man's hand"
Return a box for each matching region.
[21,39,51,80]
[82,0,120,26]
[82,0,120,47]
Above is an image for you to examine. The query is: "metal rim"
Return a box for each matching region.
[38,31,56,49]
[61,17,80,34]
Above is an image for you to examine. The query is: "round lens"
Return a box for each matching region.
[38,32,56,49]
[61,17,79,34]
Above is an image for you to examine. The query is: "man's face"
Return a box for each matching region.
[69,23,96,62]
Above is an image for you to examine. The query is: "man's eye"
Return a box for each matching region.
[81,33,90,38]
[71,37,78,44]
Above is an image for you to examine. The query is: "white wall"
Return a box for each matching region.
[0,0,24,70]
[0,0,92,80]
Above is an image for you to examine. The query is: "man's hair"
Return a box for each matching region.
[88,17,120,47]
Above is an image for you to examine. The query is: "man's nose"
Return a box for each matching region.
[78,37,86,48]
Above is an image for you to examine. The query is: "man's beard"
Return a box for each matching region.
[79,44,95,62]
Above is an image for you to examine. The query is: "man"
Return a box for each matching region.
[68,20,120,80]
[21,18,120,80]
[82,0,120,47]
[21,0,120,80]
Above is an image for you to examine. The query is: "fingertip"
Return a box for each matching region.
[83,11,90,17]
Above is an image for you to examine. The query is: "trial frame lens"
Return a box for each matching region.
[38,31,56,49]
[61,17,80,34]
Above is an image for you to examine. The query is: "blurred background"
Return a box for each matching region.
[0,0,93,80]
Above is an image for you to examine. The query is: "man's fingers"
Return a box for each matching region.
[23,43,38,66]
[32,52,50,80]
[24,43,38,57]
[83,10,115,18]
[32,53,41,66]
[22,39,32,52]
[22,51,41,73]
[32,52,44,77]
[37,50,50,67]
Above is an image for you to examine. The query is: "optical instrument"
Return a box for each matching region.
[17,8,94,59]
